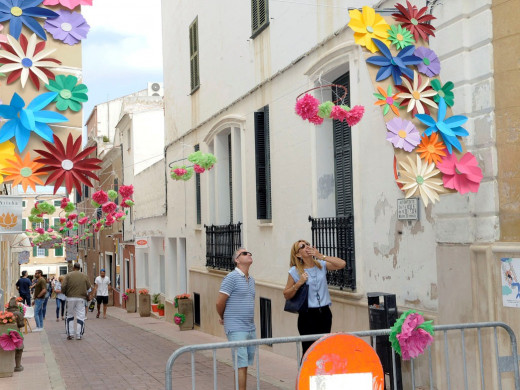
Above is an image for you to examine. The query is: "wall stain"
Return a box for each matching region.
[317,174,334,199]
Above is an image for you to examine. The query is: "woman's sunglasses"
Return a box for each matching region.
[298,242,311,250]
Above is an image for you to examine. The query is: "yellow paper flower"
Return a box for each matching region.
[0,141,16,184]
[348,6,390,53]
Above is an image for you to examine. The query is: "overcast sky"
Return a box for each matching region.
[81,0,163,122]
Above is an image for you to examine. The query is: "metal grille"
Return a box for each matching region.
[309,215,355,290]
[204,222,242,270]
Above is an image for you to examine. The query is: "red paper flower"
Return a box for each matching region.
[308,115,324,125]
[295,94,320,120]
[330,106,348,122]
[0,330,23,351]
[392,1,436,43]
[92,190,108,205]
[118,184,134,198]
[436,151,483,194]
[345,105,365,126]
[34,133,102,195]
[102,202,117,214]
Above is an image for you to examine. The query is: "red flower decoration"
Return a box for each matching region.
[392,1,436,42]
[118,184,134,198]
[436,151,483,194]
[92,190,108,205]
[295,94,319,120]
[102,201,117,214]
[34,133,102,195]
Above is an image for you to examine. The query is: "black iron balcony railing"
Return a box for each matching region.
[205,222,242,271]
[308,215,356,290]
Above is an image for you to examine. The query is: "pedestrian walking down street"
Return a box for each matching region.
[93,268,112,319]
[15,270,32,305]
[32,269,47,332]
[62,263,92,340]
[54,275,66,322]
[283,240,346,357]
[42,276,51,320]
[216,248,256,390]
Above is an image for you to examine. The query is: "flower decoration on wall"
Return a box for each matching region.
[414,47,440,77]
[385,117,420,152]
[395,71,437,116]
[373,85,401,116]
[0,140,16,183]
[430,79,454,107]
[45,75,88,111]
[0,0,59,40]
[347,5,390,53]
[0,33,61,89]
[366,38,421,85]
[389,309,434,360]
[0,92,68,152]
[392,1,436,43]
[44,10,90,45]
[415,98,468,154]
[396,154,444,206]
[3,152,46,191]
[42,0,92,10]
[437,152,483,194]
[415,133,446,165]
[34,133,102,195]
[387,24,415,50]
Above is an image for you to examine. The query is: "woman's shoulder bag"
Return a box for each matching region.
[284,283,309,314]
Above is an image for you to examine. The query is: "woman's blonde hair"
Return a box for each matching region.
[290,239,322,275]
[58,275,64,282]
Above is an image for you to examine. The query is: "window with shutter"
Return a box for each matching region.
[195,145,202,224]
[22,219,26,231]
[54,200,61,206]
[189,17,200,93]
[114,178,119,205]
[254,105,272,220]
[55,246,63,257]
[251,0,269,38]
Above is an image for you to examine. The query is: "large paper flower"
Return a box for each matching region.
[387,24,415,50]
[374,85,401,116]
[414,47,440,77]
[0,92,68,152]
[437,152,483,194]
[3,152,45,191]
[366,38,421,85]
[295,93,319,120]
[0,0,58,40]
[0,329,23,351]
[395,71,437,116]
[415,98,469,154]
[0,33,61,89]
[43,9,90,45]
[42,0,92,10]
[347,6,390,53]
[0,140,16,183]
[385,117,420,152]
[45,75,88,111]
[431,79,454,107]
[396,154,444,206]
[416,133,446,165]
[389,310,434,361]
[34,133,102,195]
[392,1,436,43]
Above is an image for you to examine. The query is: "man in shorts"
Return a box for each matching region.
[93,269,112,319]
[216,248,256,390]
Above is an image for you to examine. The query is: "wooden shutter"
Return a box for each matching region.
[251,0,269,37]
[44,218,49,230]
[114,178,119,205]
[195,145,201,224]
[33,246,37,257]
[189,17,200,92]
[254,106,272,219]
[22,219,26,231]
[55,246,63,257]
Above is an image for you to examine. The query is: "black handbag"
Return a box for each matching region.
[284,283,309,314]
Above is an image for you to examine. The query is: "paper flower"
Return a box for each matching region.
[387,24,415,50]
[385,117,420,152]
[0,140,16,183]
[317,101,334,119]
[414,47,440,77]
[188,151,216,170]
[389,310,434,360]
[0,24,6,42]
[170,166,194,181]
[437,152,483,194]
[308,114,324,125]
[42,0,92,10]
[366,39,421,85]
[0,329,23,351]
[430,79,454,107]
[415,98,469,154]
[43,9,90,45]
[101,201,116,214]
[193,164,205,173]
[392,1,436,43]
[3,151,46,191]
[295,94,319,120]
[374,85,401,116]
[416,133,446,165]
[119,185,134,198]
[395,71,437,117]
[0,0,59,40]
[34,133,102,195]
[174,313,186,325]
[396,154,444,206]
[0,92,68,152]
[92,190,108,205]
[347,5,390,53]
[0,33,61,89]
[345,105,365,126]
[330,105,348,122]
[45,75,88,112]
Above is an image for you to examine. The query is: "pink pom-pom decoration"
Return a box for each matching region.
[345,105,365,126]
[119,185,134,199]
[193,164,205,174]
[78,217,89,225]
[92,190,108,205]
[173,168,187,177]
[60,198,68,208]
[35,228,44,234]
[295,94,320,120]
[174,316,182,325]
[330,106,349,122]
[102,202,117,214]
[68,213,77,221]
[59,217,66,224]
[308,115,324,125]
[396,313,434,360]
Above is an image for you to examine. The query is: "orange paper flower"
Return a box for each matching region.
[3,152,46,192]
[416,133,446,165]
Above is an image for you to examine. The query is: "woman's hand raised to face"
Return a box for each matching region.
[298,272,309,286]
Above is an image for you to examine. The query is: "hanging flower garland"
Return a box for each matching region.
[0,0,59,40]
[187,151,216,172]
[43,9,90,46]
[389,310,434,360]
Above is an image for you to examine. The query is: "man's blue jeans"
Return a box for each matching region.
[34,298,45,328]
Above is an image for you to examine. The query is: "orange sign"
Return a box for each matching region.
[136,240,148,246]
[0,213,17,229]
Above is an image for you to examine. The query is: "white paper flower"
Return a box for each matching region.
[397,70,437,116]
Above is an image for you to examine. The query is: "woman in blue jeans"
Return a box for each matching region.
[54,276,66,321]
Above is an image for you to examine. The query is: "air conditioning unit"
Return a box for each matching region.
[147,82,164,97]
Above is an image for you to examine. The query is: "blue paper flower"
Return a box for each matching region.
[0,0,59,40]
[366,38,421,85]
[415,98,468,154]
[0,92,68,152]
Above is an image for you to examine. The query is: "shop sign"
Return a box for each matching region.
[136,237,149,249]
[0,196,23,233]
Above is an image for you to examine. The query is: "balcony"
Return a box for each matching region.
[205,222,242,271]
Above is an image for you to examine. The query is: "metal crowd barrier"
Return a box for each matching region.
[165,322,520,390]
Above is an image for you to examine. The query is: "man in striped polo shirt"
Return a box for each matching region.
[216,248,256,390]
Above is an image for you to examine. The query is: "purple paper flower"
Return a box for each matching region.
[414,47,440,77]
[44,9,90,46]
[385,117,420,152]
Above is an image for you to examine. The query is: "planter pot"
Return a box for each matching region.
[151,304,159,313]
[126,293,136,313]
[0,324,16,377]
[158,308,165,316]
[139,294,151,317]
[177,298,194,331]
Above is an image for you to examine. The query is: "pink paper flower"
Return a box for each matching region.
[59,217,66,224]
[101,201,117,214]
[173,168,187,177]
[122,198,134,208]
[330,106,349,122]
[35,228,44,234]
[174,316,182,325]
[78,217,88,225]
[0,24,7,43]
[193,164,205,174]
[43,0,93,10]
[436,152,483,194]
[68,213,77,221]
[308,115,324,125]
[345,105,365,126]
[119,185,134,199]
[295,94,320,120]
[396,313,434,360]
[66,221,73,229]
[0,330,23,351]
[92,190,108,205]
[60,198,69,208]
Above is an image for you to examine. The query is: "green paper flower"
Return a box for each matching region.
[317,101,334,118]
[45,75,88,112]
[387,24,415,50]
[430,79,454,107]
[64,203,75,212]
[107,190,118,200]
[91,200,100,208]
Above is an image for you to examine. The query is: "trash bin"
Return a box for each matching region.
[367,292,402,390]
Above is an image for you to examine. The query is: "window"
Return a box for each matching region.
[194,293,200,326]
[22,200,26,208]
[54,200,61,206]
[22,219,26,231]
[55,246,64,257]
[189,17,200,92]
[195,145,201,224]
[84,185,89,198]
[37,247,46,257]
[254,105,272,220]
[260,297,272,343]
[251,0,269,38]
[114,178,119,205]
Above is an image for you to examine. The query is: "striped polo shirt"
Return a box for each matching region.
[219,268,256,334]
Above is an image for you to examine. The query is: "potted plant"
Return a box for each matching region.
[175,294,194,330]
[125,289,136,313]
[0,311,22,377]
[138,289,150,317]
[151,293,160,313]
[157,303,165,316]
